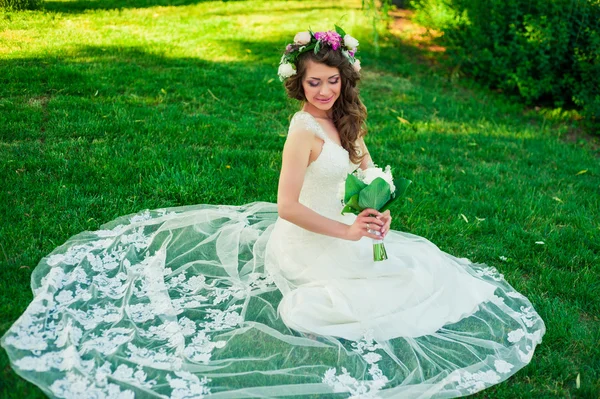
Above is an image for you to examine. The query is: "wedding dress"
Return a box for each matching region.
[2,110,545,399]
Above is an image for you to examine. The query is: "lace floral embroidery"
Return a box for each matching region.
[50,371,136,399]
[167,371,212,399]
[201,305,244,332]
[506,291,525,299]
[2,199,546,399]
[14,346,81,372]
[494,360,514,374]
[80,328,134,356]
[98,361,157,388]
[290,111,327,141]
[451,369,501,394]
[518,306,538,328]
[126,343,183,370]
[473,266,504,281]
[183,332,227,363]
[322,331,389,398]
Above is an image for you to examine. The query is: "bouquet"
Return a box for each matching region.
[338,165,411,261]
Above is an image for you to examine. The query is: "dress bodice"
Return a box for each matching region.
[289,111,360,219]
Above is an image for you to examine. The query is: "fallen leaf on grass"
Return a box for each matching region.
[207,89,220,102]
[552,196,563,203]
[396,116,410,124]
[460,214,469,223]
[575,170,587,175]
[475,217,486,221]
[535,241,545,245]
[576,373,580,389]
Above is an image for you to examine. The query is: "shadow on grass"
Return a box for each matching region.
[42,0,353,15]
[0,31,459,143]
[43,0,238,12]
[0,43,295,143]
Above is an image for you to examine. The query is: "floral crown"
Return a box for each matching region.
[278,25,361,81]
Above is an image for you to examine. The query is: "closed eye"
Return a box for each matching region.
[308,79,339,87]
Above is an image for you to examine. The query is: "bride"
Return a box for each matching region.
[2,28,545,398]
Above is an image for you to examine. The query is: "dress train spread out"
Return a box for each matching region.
[1,111,545,398]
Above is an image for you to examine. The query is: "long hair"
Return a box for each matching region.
[284,47,367,165]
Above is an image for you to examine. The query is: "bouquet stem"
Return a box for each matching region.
[372,235,388,261]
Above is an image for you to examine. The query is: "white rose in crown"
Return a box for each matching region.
[294,31,312,45]
[278,63,297,80]
[353,59,361,72]
[344,34,359,51]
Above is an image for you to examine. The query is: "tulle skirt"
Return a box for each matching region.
[1,201,545,398]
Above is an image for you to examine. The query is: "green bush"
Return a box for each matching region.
[412,0,600,131]
[1,0,43,10]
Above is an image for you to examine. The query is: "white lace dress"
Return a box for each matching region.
[1,110,545,399]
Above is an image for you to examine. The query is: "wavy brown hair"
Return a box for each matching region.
[284,47,368,165]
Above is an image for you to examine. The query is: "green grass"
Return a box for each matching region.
[1,0,599,397]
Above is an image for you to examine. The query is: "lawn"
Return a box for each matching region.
[0,0,599,397]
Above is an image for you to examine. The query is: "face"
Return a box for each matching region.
[301,59,341,112]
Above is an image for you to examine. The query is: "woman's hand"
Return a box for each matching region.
[345,208,385,241]
[379,209,392,239]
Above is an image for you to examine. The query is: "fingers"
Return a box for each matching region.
[357,209,391,238]
[381,221,391,238]
[360,216,384,226]
[360,208,381,217]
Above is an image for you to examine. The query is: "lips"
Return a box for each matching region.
[317,96,333,103]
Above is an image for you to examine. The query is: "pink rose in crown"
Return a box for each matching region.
[314,30,342,51]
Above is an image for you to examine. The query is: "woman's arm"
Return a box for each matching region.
[277,127,383,240]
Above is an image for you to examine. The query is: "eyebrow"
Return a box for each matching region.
[307,74,340,80]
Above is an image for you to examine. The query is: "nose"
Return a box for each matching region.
[319,83,332,97]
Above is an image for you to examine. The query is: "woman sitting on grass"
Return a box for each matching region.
[2,26,545,399]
